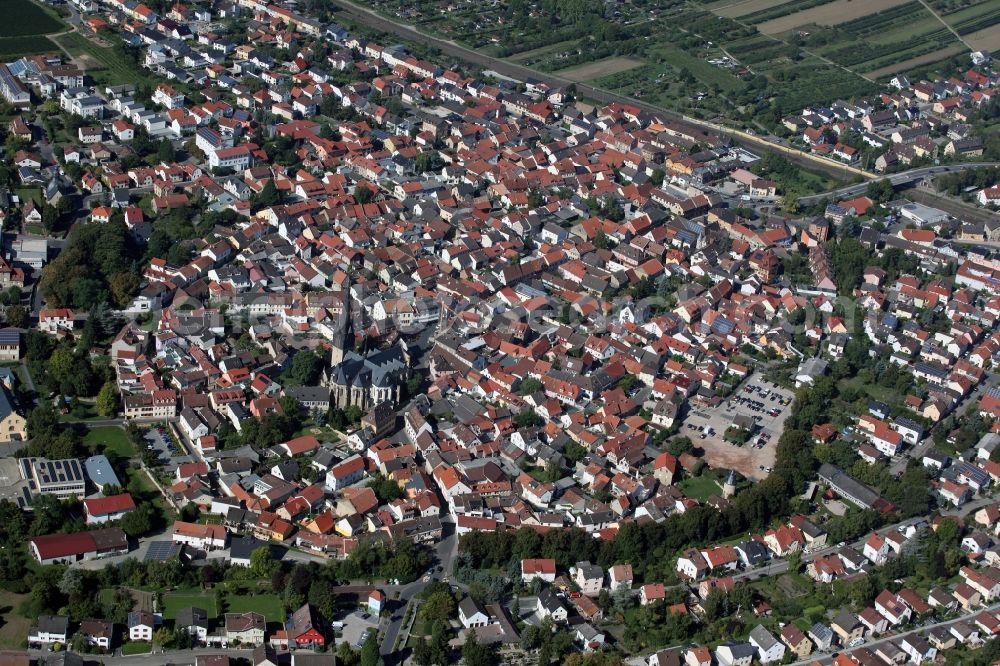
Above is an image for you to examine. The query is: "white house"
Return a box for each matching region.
[325,455,365,491]
[862,533,890,566]
[573,561,604,597]
[128,611,155,641]
[714,642,756,666]
[458,597,489,629]
[875,590,912,626]
[978,185,1000,207]
[83,493,136,525]
[39,308,74,335]
[536,588,567,623]
[609,564,633,591]
[521,558,556,584]
[172,521,228,551]
[749,625,786,664]
[29,616,69,646]
[176,607,209,644]
[79,619,113,649]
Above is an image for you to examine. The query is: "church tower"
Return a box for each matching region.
[330,277,352,367]
[723,469,737,499]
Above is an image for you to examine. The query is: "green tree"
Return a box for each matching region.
[419,589,455,625]
[120,504,152,537]
[95,382,120,417]
[250,546,277,578]
[5,304,26,329]
[462,634,496,666]
[157,139,176,164]
[518,377,543,395]
[413,637,432,666]
[359,631,383,666]
[284,349,323,385]
[253,180,282,210]
[353,185,374,204]
[368,473,404,502]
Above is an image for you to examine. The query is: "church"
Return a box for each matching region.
[324,282,407,410]
[327,345,407,410]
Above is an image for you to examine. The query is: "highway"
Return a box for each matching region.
[327,0,875,182]
[797,163,1000,206]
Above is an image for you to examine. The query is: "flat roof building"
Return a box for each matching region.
[21,458,86,499]
[84,455,121,491]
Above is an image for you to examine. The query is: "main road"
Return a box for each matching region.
[327,0,875,182]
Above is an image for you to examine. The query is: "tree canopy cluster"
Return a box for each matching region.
[40,220,142,310]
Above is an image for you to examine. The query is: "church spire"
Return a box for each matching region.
[330,275,352,367]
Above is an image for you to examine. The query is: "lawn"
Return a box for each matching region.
[678,475,722,501]
[224,593,285,624]
[126,465,175,523]
[0,590,30,649]
[60,401,101,423]
[0,0,65,37]
[84,426,135,458]
[162,591,217,620]
[837,375,899,406]
[296,423,343,443]
[121,641,152,655]
[14,188,41,206]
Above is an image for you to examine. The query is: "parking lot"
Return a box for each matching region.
[683,379,795,480]
[144,426,178,462]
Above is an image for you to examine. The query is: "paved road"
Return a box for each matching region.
[30,647,253,665]
[727,493,997,586]
[328,0,872,182]
[62,418,128,427]
[379,514,461,662]
[798,163,1000,206]
[788,601,1000,666]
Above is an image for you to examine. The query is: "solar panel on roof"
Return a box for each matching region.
[145,541,183,561]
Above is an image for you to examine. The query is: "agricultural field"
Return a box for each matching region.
[554,57,645,82]
[711,0,797,19]
[0,0,65,57]
[965,25,1000,49]
[941,0,1000,31]
[0,0,64,38]
[865,46,965,78]
[55,32,156,86]
[0,35,60,58]
[371,0,983,129]
[704,0,982,80]
[753,0,912,34]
